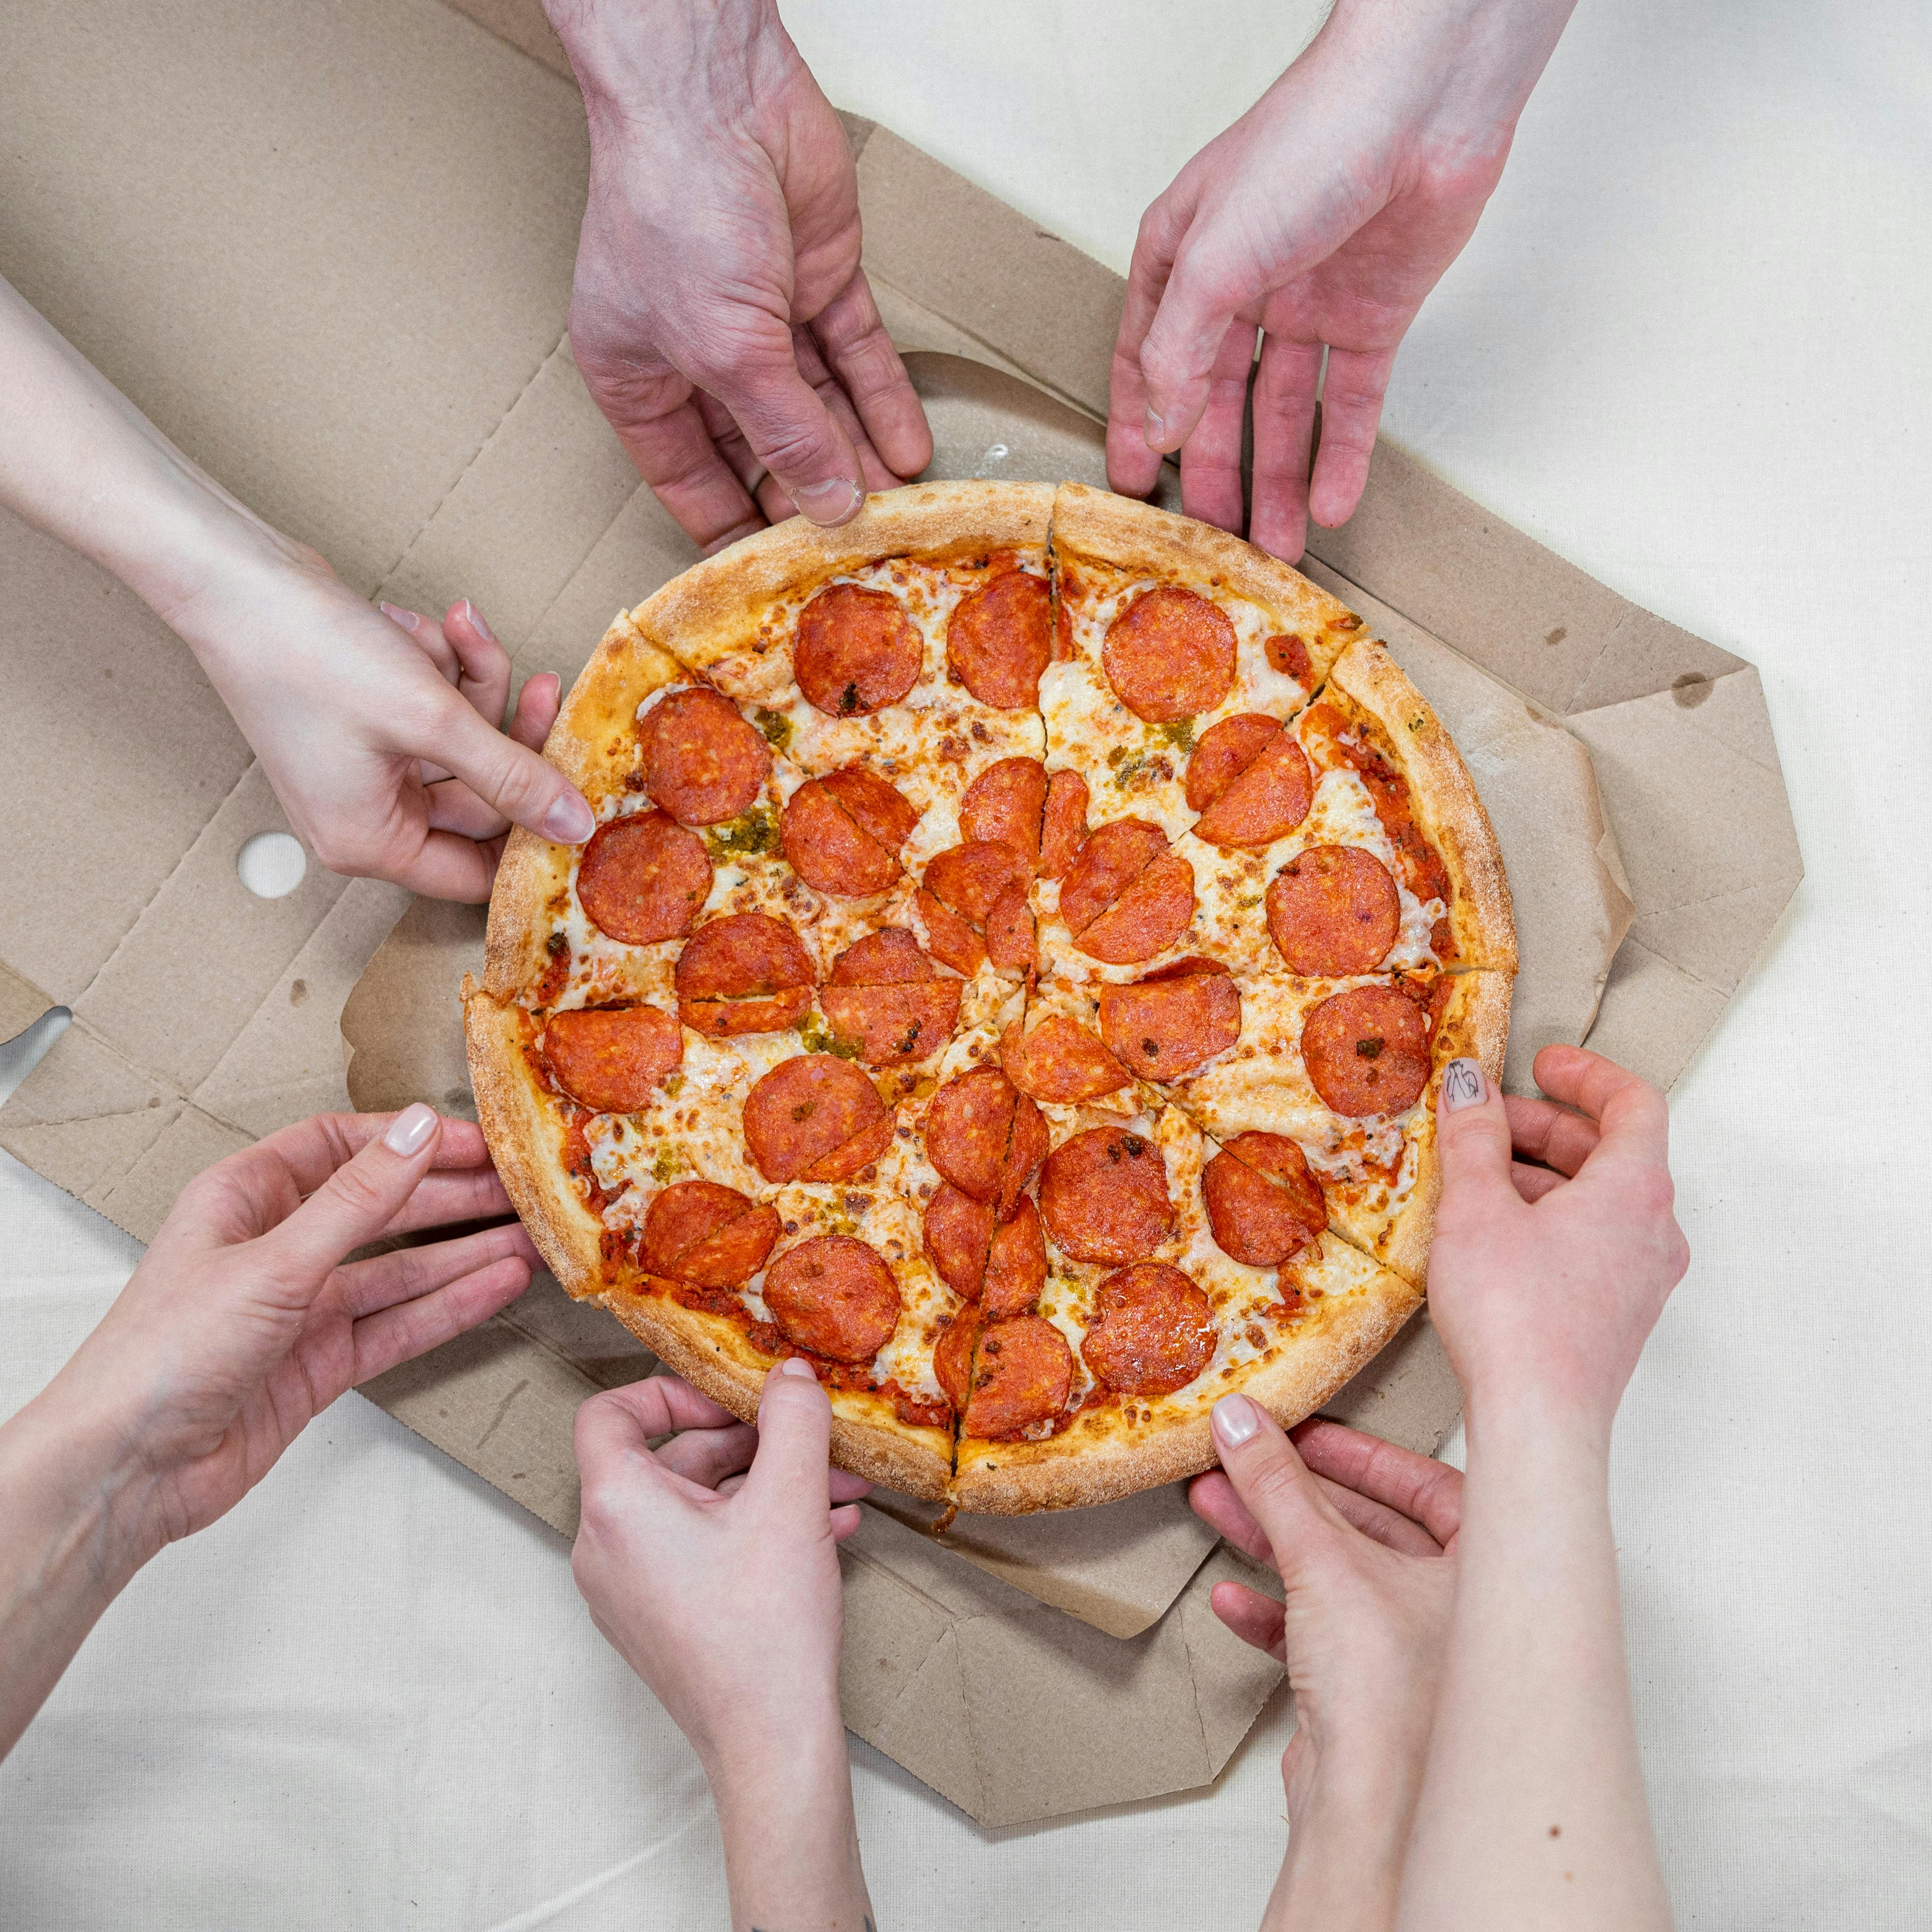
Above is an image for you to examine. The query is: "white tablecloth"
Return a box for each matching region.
[5,1,1931,1923]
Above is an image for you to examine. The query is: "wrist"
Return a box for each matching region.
[545,0,789,124]
[702,1686,848,1804]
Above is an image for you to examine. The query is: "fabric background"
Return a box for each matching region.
[4,0,1930,1924]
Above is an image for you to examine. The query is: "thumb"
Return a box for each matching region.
[424,689,596,847]
[1208,1392,1334,1589]
[1434,1055,1516,1210]
[744,1358,835,1509]
[1136,242,1243,456]
[265,1103,446,1280]
[708,340,867,528]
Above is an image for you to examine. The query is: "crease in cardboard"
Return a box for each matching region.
[375,326,575,602]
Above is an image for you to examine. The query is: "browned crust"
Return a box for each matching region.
[479,613,689,1000]
[594,1285,954,1501]
[629,480,1055,675]
[1372,968,1513,1286]
[952,1237,1421,1513]
[1049,481,1365,688]
[1326,638,1518,976]
[461,978,605,1294]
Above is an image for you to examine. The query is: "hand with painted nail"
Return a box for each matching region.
[1426,1044,1690,1436]
[544,0,932,553]
[571,1359,877,1930]
[1107,0,1575,563]
[1194,1407,1460,1931]
[0,273,592,901]
[0,1106,539,1761]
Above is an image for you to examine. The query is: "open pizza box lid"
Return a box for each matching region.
[0,0,1799,1826]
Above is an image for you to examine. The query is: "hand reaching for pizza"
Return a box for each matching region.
[0,273,596,902]
[1427,1045,1690,1440]
[0,1107,537,1759]
[545,0,932,554]
[570,1363,878,1930]
[1193,1412,1460,1930]
[1107,0,1575,563]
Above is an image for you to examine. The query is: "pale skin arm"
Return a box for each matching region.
[1395,1048,1688,1930]
[571,1363,877,1931]
[1109,0,1576,561]
[0,1106,540,1760]
[0,276,594,899]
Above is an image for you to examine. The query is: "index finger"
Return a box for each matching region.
[574,1373,739,1474]
[1532,1045,1670,1167]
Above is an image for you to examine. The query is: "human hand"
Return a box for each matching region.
[1427,1046,1690,1437]
[1194,1410,1459,1929]
[571,1361,877,1929]
[39,1107,540,1550]
[547,0,931,554]
[1108,0,1575,562]
[167,532,590,901]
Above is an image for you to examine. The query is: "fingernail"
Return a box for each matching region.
[379,601,422,634]
[1442,1058,1487,1110]
[793,477,863,524]
[1212,1393,1260,1449]
[542,791,597,845]
[1144,408,1167,446]
[460,598,496,644]
[780,1356,818,1381]
[383,1102,439,1156]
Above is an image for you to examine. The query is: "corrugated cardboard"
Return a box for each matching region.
[0,0,1799,1827]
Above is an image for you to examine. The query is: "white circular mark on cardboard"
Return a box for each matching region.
[238,831,308,900]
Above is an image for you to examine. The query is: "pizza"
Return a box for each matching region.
[464,480,1515,1514]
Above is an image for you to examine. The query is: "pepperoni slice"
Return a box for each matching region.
[1202,1132,1326,1267]
[960,756,1048,870]
[674,911,814,1037]
[780,771,914,897]
[637,687,770,826]
[828,927,932,986]
[1101,586,1237,722]
[794,582,923,717]
[947,568,1052,709]
[821,767,921,854]
[1265,633,1312,684]
[964,1315,1073,1437]
[576,811,712,944]
[1193,731,1313,851]
[918,840,1033,975]
[1098,960,1241,1081]
[1001,1094,1049,1222]
[1039,769,1089,880]
[935,1309,981,1413]
[542,1007,682,1112]
[1038,1125,1173,1264]
[763,1234,901,1363]
[1081,1263,1217,1398]
[922,1065,1016,1204]
[923,1182,995,1300]
[982,1197,1047,1318]
[1077,852,1195,964]
[1185,713,1280,812]
[1000,1013,1129,1106]
[820,981,963,1065]
[1058,819,1167,937]
[1267,845,1402,976]
[1301,984,1432,1117]
[742,1054,893,1182]
[640,1179,781,1287]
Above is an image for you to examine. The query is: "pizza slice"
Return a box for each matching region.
[945,1101,1421,1513]
[1041,481,1362,846]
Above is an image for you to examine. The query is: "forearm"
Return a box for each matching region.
[0,276,278,625]
[1316,0,1577,130]
[0,1382,160,1762]
[1267,1765,1420,1932]
[710,1715,874,1932]
[1395,1397,1669,1931]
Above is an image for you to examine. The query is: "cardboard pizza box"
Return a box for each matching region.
[0,0,1800,1826]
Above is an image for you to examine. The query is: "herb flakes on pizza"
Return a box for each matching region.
[465,478,1515,1513]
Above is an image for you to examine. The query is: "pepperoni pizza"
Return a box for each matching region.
[465,481,1514,1513]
